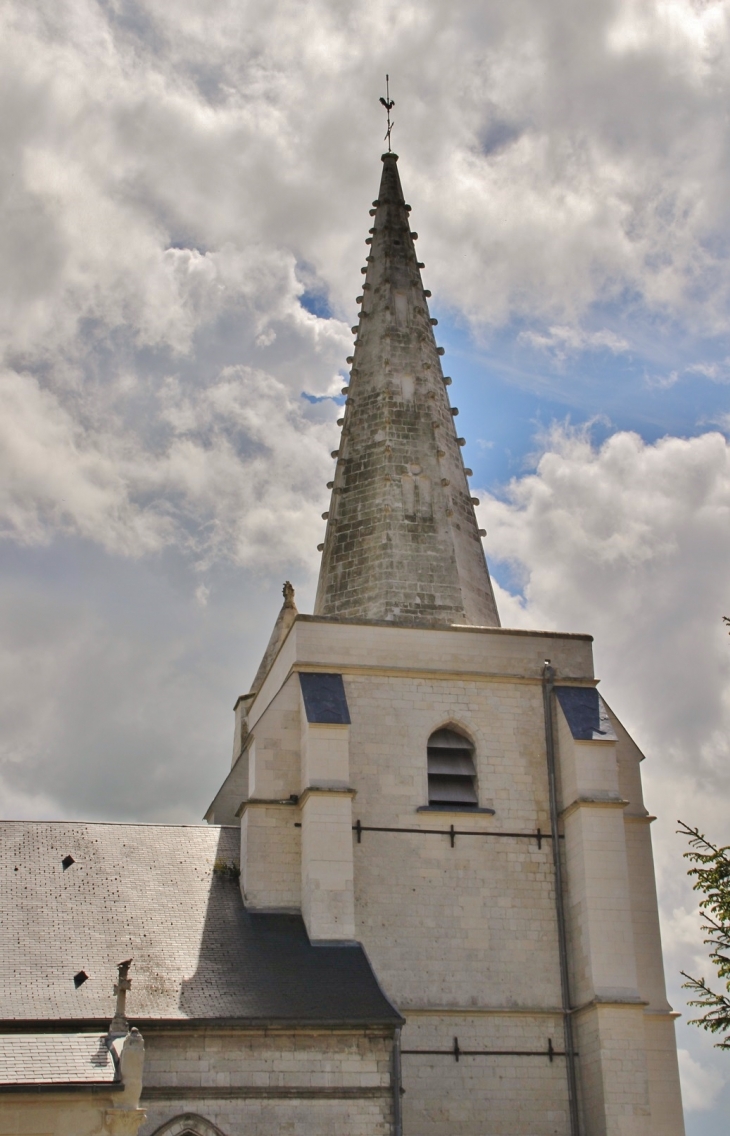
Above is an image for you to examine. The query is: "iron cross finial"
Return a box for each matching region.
[379,74,395,152]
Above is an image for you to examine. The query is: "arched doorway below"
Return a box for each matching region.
[148,1116,227,1136]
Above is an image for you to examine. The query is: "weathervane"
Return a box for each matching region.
[380,75,395,152]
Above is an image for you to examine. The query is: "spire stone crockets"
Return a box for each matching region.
[314,152,500,628]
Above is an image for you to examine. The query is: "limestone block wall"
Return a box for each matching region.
[0,1093,145,1136]
[555,701,684,1136]
[609,709,685,1134]
[572,1004,651,1136]
[561,798,640,1005]
[301,788,356,941]
[246,675,300,801]
[345,671,562,1007]
[401,1013,568,1136]
[240,802,301,910]
[301,722,350,790]
[642,1012,687,1136]
[137,1029,393,1136]
[236,675,303,909]
[608,710,674,1011]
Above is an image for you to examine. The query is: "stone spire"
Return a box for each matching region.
[314,153,500,627]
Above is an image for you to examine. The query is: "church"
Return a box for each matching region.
[0,150,685,1136]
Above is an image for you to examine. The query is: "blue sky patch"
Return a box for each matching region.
[300,289,332,319]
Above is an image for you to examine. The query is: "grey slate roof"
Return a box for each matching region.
[0,1033,116,1085]
[556,687,618,742]
[0,821,400,1027]
[299,673,351,724]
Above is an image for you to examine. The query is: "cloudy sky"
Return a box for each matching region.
[2,0,730,1125]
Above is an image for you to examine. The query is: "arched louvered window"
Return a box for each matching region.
[427,727,478,808]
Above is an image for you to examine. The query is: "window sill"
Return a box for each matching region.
[416,805,496,815]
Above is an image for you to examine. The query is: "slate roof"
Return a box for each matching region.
[0,1033,116,1086]
[555,687,618,742]
[0,821,401,1027]
[299,672,351,724]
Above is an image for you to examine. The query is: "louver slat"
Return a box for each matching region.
[428,776,478,805]
[427,752,476,777]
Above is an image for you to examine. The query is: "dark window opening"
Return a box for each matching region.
[73,970,89,988]
[61,854,75,870]
[427,727,478,808]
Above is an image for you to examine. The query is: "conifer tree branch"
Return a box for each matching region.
[679,815,730,1048]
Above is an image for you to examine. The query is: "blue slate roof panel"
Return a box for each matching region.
[299,673,351,724]
[555,687,617,742]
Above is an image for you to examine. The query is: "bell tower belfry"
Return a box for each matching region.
[208,149,685,1136]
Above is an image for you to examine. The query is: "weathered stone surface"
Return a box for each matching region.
[314,154,500,628]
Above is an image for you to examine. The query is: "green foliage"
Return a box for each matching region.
[213,858,241,881]
[678,820,730,1049]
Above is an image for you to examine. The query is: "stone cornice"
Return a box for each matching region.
[235,797,299,818]
[293,662,596,687]
[299,787,357,807]
[571,995,648,1016]
[561,796,629,820]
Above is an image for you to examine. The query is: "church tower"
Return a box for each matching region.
[207,151,685,1136]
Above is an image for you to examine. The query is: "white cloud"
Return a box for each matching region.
[519,325,631,361]
[148,366,338,569]
[481,428,730,783]
[607,0,727,70]
[0,563,238,821]
[0,368,169,554]
[649,359,730,388]
[2,0,730,374]
[645,369,681,390]
[677,1048,725,1113]
[0,364,338,568]
[686,359,730,383]
[0,781,63,821]
[2,0,730,582]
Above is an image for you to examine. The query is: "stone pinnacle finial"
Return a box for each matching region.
[249,583,299,693]
[109,958,133,1036]
[313,153,500,628]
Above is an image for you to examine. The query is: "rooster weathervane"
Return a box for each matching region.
[380,75,395,152]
